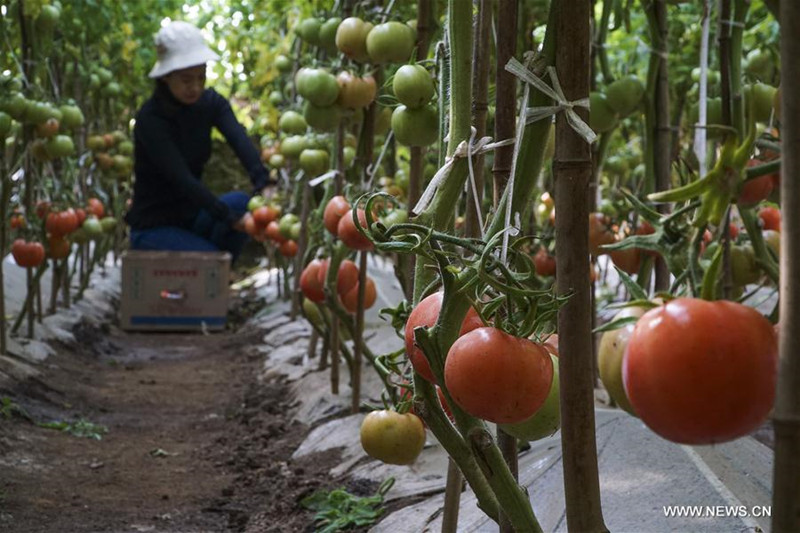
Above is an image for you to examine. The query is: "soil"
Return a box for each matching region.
[0,292,359,533]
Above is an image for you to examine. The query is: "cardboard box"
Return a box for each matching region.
[120,251,231,331]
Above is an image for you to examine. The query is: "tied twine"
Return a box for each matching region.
[505,58,597,145]
[412,136,514,216]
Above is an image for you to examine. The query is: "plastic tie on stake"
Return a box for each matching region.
[505,57,597,145]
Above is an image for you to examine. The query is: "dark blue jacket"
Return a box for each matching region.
[126,83,270,230]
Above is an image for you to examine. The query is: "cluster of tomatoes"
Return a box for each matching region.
[10,197,114,269]
[86,130,134,179]
[241,196,301,258]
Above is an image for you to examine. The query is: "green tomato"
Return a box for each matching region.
[279,110,307,134]
[598,307,647,415]
[290,221,302,241]
[269,153,285,168]
[730,244,760,286]
[44,135,75,159]
[589,91,618,133]
[1,93,28,121]
[100,217,117,233]
[303,101,340,132]
[0,112,11,139]
[380,208,408,227]
[499,353,561,441]
[275,55,292,74]
[247,195,267,212]
[299,148,330,176]
[744,83,777,123]
[296,17,322,45]
[269,90,284,105]
[335,17,373,63]
[393,65,435,109]
[343,146,355,167]
[319,17,341,53]
[278,213,299,239]
[297,68,339,107]
[744,49,776,83]
[391,104,438,147]
[280,135,308,159]
[366,22,415,64]
[58,104,84,130]
[82,216,104,238]
[605,75,645,118]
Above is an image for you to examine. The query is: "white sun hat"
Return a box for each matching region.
[148,21,220,78]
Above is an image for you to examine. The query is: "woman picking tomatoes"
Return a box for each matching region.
[125,21,274,261]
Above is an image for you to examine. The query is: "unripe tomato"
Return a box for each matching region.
[604,75,645,118]
[280,135,308,159]
[318,17,342,53]
[278,213,299,239]
[303,101,340,132]
[589,91,618,133]
[278,110,307,134]
[623,298,777,444]
[295,17,322,45]
[730,244,760,286]
[444,327,554,424]
[59,104,84,130]
[82,216,103,238]
[275,54,292,74]
[404,292,483,383]
[323,195,351,235]
[45,135,75,159]
[335,17,373,62]
[359,410,425,465]
[337,209,373,251]
[393,65,435,109]
[366,22,415,64]
[499,353,560,441]
[298,148,330,176]
[598,307,646,415]
[297,68,339,107]
[35,117,60,138]
[336,71,377,109]
[391,104,438,147]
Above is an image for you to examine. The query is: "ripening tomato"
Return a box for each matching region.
[86,197,105,218]
[337,209,373,251]
[11,239,45,267]
[623,298,777,444]
[323,195,351,235]
[334,259,359,296]
[341,276,377,313]
[265,220,286,244]
[359,410,425,465]
[35,200,51,220]
[608,240,642,275]
[300,259,328,302]
[335,17,373,62]
[598,306,647,415]
[405,292,483,383]
[444,327,554,424]
[252,205,278,228]
[498,353,560,441]
[336,71,377,109]
[739,160,774,207]
[758,206,781,231]
[9,212,26,229]
[533,247,556,277]
[279,240,298,257]
[47,236,71,260]
[589,212,615,256]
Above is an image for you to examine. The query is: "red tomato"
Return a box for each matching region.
[323,195,351,235]
[9,213,26,230]
[758,206,781,232]
[243,213,257,236]
[444,327,554,424]
[47,236,71,259]
[589,212,615,256]
[341,276,377,313]
[609,241,641,275]
[404,292,483,383]
[623,298,777,444]
[35,200,51,220]
[532,247,556,277]
[279,239,298,257]
[334,259,359,296]
[11,239,45,268]
[86,197,105,218]
[74,208,87,226]
[337,208,373,251]
[739,160,775,207]
[45,209,79,237]
[252,205,278,228]
[265,220,287,243]
[300,259,328,302]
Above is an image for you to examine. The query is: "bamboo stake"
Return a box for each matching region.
[351,251,367,414]
[653,0,671,291]
[491,0,518,206]
[554,1,608,531]
[772,2,800,530]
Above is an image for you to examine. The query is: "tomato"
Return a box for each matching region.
[300,259,328,302]
[393,65,435,109]
[269,153,285,168]
[47,236,71,260]
[404,292,483,383]
[499,353,560,441]
[730,244,760,286]
[0,112,11,140]
[278,213,299,239]
[11,239,45,268]
[336,71,377,109]
[763,229,780,258]
[275,54,292,73]
[297,68,339,107]
[59,104,84,130]
[337,209,373,251]
[543,333,559,357]
[341,277,377,313]
[87,135,105,152]
[35,200,51,219]
[598,307,646,415]
[360,410,425,465]
[319,17,342,53]
[589,91,618,133]
[391,104,438,147]
[604,75,645,118]
[334,259,359,296]
[95,152,114,170]
[758,206,781,231]
[739,160,775,207]
[298,148,330,176]
[588,212,615,256]
[744,49,775,82]
[623,298,777,444]
[278,110,307,134]
[533,247,556,277]
[335,17,373,62]
[45,208,79,237]
[303,101,340,132]
[265,220,286,243]
[379,208,408,228]
[279,135,308,159]
[296,17,322,45]
[45,135,75,159]
[82,216,103,238]
[9,212,26,230]
[444,327,554,424]
[252,205,279,228]
[744,83,777,123]
[279,239,298,258]
[86,197,105,218]
[35,117,59,138]
[608,240,641,275]
[1,92,28,120]
[366,22,415,64]
[323,195,351,235]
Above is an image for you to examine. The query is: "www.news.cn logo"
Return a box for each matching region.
[663,505,772,518]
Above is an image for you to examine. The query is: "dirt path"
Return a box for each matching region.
[0,307,341,533]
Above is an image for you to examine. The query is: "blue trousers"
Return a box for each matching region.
[130,192,250,261]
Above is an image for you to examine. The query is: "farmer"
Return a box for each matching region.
[125,20,272,261]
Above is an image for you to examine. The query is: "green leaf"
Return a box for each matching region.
[614,266,649,301]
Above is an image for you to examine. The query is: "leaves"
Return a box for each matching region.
[300,478,394,533]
